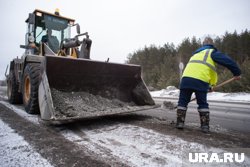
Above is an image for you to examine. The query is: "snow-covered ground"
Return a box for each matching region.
[0,119,53,167]
[0,101,40,125]
[0,98,232,167]
[150,86,250,103]
[61,123,248,167]
[0,86,250,166]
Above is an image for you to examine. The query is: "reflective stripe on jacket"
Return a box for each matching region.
[182,49,218,86]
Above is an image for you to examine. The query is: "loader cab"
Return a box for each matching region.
[25,9,75,55]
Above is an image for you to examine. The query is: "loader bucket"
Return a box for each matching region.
[38,56,156,123]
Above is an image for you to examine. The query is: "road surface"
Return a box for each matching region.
[140,97,250,133]
[0,86,249,167]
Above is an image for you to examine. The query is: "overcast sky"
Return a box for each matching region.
[0,0,249,79]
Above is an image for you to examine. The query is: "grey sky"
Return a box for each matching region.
[0,0,249,79]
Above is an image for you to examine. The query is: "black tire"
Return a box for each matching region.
[22,63,41,114]
[7,71,23,104]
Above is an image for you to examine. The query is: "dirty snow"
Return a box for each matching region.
[150,86,250,102]
[0,100,40,125]
[60,123,250,167]
[0,119,53,167]
[0,88,39,125]
[51,88,151,119]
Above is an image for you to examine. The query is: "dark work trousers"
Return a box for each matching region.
[177,89,208,110]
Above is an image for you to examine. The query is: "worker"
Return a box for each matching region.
[176,37,241,133]
[41,29,59,53]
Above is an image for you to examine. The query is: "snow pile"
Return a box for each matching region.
[207,92,250,102]
[0,119,53,167]
[150,86,250,102]
[150,86,180,98]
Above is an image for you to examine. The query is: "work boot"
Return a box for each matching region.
[176,108,187,129]
[199,111,210,133]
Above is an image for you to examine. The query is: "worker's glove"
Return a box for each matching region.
[234,75,241,80]
[208,86,214,92]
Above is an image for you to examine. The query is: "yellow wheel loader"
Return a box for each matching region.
[6,9,156,123]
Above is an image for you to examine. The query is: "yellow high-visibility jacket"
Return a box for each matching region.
[182,49,217,86]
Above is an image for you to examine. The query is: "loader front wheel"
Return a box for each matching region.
[7,71,22,104]
[22,64,40,114]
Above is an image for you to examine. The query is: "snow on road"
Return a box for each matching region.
[1,87,249,166]
[0,93,231,166]
[0,100,39,125]
[0,119,53,167]
[150,86,250,102]
[60,123,250,167]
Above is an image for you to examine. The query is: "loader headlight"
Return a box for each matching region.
[28,35,35,43]
[36,11,42,17]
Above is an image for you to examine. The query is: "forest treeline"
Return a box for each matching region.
[126,30,250,92]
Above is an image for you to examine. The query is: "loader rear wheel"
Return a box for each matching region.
[7,71,22,104]
[22,63,40,114]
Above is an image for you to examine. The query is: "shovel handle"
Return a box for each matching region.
[213,77,236,90]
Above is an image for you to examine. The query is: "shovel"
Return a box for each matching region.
[162,77,237,110]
